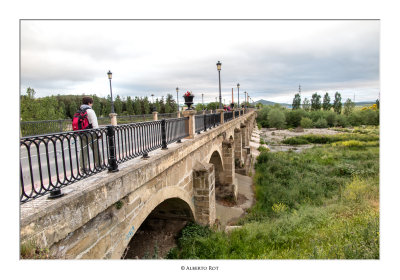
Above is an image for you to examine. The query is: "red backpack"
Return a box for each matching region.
[72,108,93,131]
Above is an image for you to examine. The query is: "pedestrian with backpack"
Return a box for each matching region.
[73,96,102,174]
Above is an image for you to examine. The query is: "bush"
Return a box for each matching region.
[326,112,337,127]
[314,118,328,128]
[268,108,286,129]
[285,109,306,128]
[300,117,313,128]
[336,114,349,127]
[308,110,329,123]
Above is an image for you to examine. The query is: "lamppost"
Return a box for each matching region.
[107,70,115,113]
[176,87,179,113]
[151,94,155,112]
[237,83,240,109]
[244,91,247,110]
[202,93,204,111]
[216,61,222,109]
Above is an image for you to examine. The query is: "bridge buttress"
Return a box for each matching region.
[193,162,216,226]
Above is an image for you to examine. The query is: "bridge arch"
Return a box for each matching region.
[208,150,224,187]
[120,186,195,259]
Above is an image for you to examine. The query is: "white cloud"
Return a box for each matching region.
[20,20,379,103]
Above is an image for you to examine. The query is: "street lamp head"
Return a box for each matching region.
[216,61,222,71]
[237,83,240,88]
[107,70,112,80]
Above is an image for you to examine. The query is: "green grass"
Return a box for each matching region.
[167,127,379,259]
[282,132,379,145]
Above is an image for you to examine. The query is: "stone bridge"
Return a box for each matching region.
[20,110,257,259]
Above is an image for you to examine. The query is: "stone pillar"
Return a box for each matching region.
[240,123,247,148]
[177,111,181,118]
[193,162,216,226]
[182,110,196,139]
[109,113,118,126]
[232,109,236,119]
[220,138,237,201]
[216,108,225,124]
[234,128,243,165]
[152,111,158,121]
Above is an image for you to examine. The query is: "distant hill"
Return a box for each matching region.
[354,101,375,107]
[252,99,291,108]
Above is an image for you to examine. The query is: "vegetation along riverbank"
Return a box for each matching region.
[167,126,379,259]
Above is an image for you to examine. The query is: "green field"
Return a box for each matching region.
[167,128,379,259]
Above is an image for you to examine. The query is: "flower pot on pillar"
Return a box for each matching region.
[183,91,194,110]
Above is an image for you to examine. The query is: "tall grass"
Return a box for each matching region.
[167,130,379,259]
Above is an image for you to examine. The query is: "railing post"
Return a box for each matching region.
[48,187,64,199]
[216,109,225,124]
[182,110,196,139]
[109,113,118,126]
[153,111,158,121]
[161,119,168,149]
[107,125,119,172]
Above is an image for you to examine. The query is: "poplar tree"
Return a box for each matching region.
[311,93,322,111]
[302,98,311,111]
[292,93,301,110]
[333,92,342,114]
[322,92,331,111]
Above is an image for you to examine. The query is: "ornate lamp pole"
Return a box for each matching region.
[202,93,204,111]
[176,87,179,113]
[237,83,240,108]
[107,70,115,113]
[216,61,222,109]
[151,94,155,111]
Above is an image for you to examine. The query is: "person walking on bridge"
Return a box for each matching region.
[76,96,102,174]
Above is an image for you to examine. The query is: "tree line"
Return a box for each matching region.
[20,87,179,121]
[257,91,379,129]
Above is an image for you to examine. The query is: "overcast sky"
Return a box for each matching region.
[20,20,379,104]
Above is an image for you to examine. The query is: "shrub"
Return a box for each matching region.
[348,111,363,126]
[258,145,270,152]
[336,114,349,127]
[326,111,337,127]
[314,118,328,128]
[282,137,309,145]
[300,117,313,128]
[285,109,306,128]
[309,110,329,123]
[268,108,286,129]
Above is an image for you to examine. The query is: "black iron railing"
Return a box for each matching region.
[224,111,233,122]
[20,128,110,203]
[21,119,73,137]
[115,114,154,124]
[159,113,179,119]
[195,115,205,134]
[20,113,176,136]
[20,109,252,203]
[166,117,189,144]
[20,117,190,203]
[235,110,240,118]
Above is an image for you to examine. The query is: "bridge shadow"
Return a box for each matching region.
[209,150,224,199]
[121,198,194,259]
